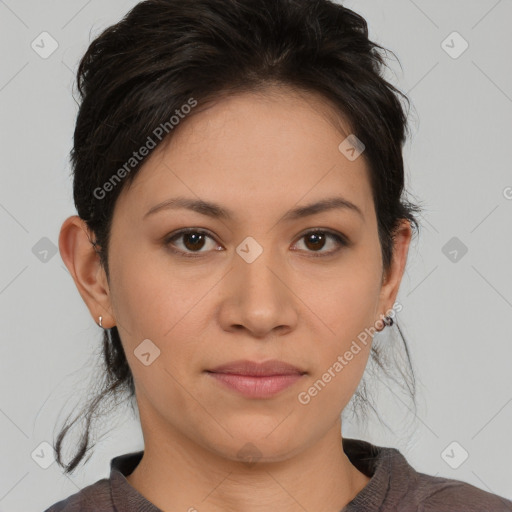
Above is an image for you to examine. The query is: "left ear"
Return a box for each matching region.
[376,219,412,324]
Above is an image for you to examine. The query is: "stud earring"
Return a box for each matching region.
[384,315,394,327]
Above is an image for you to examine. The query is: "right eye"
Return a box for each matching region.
[164,228,223,258]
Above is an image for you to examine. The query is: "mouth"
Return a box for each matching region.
[206,359,307,377]
[205,359,307,399]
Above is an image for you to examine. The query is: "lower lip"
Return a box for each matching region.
[206,372,305,398]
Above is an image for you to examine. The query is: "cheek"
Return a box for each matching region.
[298,261,381,341]
[108,245,214,380]
[292,254,380,406]
[109,240,198,336]
[295,286,374,421]
[110,258,205,412]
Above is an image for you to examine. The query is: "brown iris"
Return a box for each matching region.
[183,232,207,251]
[303,232,326,251]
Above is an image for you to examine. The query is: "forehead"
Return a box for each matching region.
[117,87,374,223]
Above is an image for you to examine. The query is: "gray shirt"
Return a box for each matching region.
[43,437,512,511]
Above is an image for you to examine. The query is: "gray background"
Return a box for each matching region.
[1,0,511,510]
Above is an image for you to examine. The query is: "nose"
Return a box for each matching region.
[217,245,299,338]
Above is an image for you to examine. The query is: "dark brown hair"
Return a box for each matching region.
[55,0,422,473]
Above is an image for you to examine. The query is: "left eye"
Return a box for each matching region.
[164,229,348,258]
[292,230,348,256]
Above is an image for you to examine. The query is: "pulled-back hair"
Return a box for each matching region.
[55,0,422,473]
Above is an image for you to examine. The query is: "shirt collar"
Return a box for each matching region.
[341,437,413,511]
[110,451,162,512]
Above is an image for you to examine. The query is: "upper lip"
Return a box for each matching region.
[207,359,306,376]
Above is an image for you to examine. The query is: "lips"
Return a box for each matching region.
[206,359,306,377]
[205,359,307,399]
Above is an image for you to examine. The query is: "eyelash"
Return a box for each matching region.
[163,228,349,259]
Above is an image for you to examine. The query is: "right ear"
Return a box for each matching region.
[58,215,116,328]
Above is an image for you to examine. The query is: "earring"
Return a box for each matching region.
[384,315,394,327]
[98,315,103,328]
[377,315,394,331]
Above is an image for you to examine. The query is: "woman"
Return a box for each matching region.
[45,0,512,510]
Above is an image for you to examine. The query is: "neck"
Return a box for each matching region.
[126,420,370,512]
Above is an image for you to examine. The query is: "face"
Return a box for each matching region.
[62,87,411,464]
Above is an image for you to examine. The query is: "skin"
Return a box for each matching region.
[59,86,412,512]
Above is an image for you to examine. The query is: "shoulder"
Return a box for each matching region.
[343,438,512,512]
[42,478,112,512]
[404,466,512,511]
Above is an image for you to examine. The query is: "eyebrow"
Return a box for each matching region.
[143,195,364,221]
